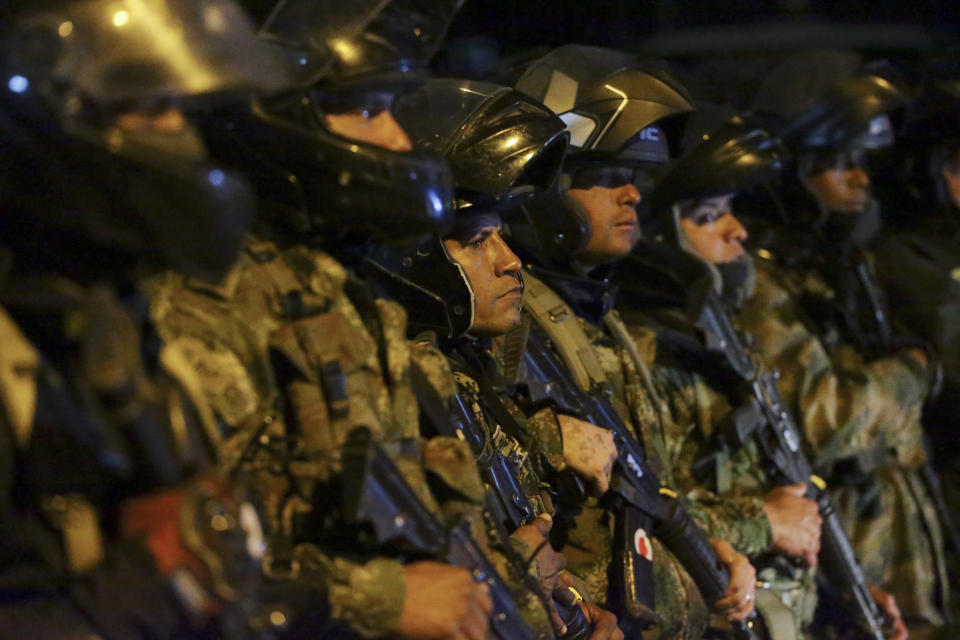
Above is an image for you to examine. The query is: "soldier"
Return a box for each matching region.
[0,0,325,637]
[505,45,758,640]
[737,50,951,629]
[367,77,625,640]
[869,77,960,543]
[145,1,560,638]
[616,106,907,639]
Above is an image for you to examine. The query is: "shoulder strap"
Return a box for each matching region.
[602,309,660,403]
[521,270,607,393]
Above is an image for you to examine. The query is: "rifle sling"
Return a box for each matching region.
[452,347,533,450]
[522,271,608,393]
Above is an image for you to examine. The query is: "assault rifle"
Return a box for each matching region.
[340,426,537,640]
[409,359,592,640]
[693,288,895,640]
[519,327,763,640]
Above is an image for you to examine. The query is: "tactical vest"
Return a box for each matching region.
[521,270,670,471]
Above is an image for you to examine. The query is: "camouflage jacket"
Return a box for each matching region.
[737,254,930,472]
[518,267,710,640]
[419,337,582,638]
[638,328,774,558]
[872,224,960,392]
[737,252,949,623]
[146,236,507,637]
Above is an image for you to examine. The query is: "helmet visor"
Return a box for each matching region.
[16,0,291,105]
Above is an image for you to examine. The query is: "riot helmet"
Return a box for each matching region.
[515,45,693,164]
[753,51,906,153]
[647,106,787,240]
[365,79,569,339]
[752,51,908,225]
[0,0,290,282]
[202,0,465,245]
[635,107,785,306]
[510,45,694,264]
[259,0,465,92]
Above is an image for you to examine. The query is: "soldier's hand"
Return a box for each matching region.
[578,601,623,640]
[557,414,618,495]
[399,561,493,640]
[511,513,568,633]
[764,482,822,566]
[868,585,908,640]
[709,538,757,622]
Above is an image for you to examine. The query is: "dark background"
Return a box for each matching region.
[438,0,960,105]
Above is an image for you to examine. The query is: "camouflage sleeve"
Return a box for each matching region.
[293,544,407,637]
[652,361,774,558]
[450,367,566,476]
[423,436,554,640]
[523,407,567,473]
[873,234,960,392]
[738,264,929,467]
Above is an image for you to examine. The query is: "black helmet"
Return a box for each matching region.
[648,106,787,221]
[365,79,569,339]
[393,78,570,211]
[753,51,908,152]
[201,0,465,244]
[506,46,694,266]
[258,0,466,91]
[515,45,693,167]
[199,93,456,244]
[0,0,290,282]
[749,51,909,228]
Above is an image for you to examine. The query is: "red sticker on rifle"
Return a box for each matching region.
[634,528,653,561]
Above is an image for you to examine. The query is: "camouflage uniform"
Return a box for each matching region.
[517,269,711,640]
[620,309,818,638]
[147,236,551,637]
[737,252,949,624]
[873,225,960,542]
[410,337,560,639]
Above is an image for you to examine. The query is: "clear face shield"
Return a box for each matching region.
[259,0,464,87]
[566,125,669,195]
[13,0,290,106]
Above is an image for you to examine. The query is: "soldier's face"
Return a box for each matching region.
[678,195,748,265]
[801,149,871,215]
[567,167,642,266]
[443,216,524,337]
[322,92,412,151]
